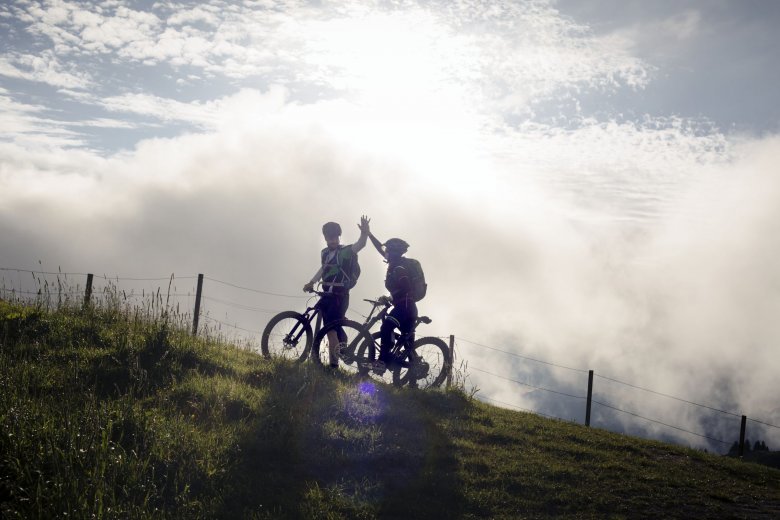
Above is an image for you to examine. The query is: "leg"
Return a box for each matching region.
[312,319,363,372]
[392,299,417,363]
[322,292,349,367]
[380,314,401,364]
[326,329,340,365]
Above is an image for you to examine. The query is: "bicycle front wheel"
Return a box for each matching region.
[312,319,364,373]
[394,336,450,389]
[260,311,312,362]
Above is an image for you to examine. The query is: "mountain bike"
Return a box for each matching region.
[312,297,450,388]
[260,290,329,362]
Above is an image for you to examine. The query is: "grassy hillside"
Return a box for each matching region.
[1,299,779,519]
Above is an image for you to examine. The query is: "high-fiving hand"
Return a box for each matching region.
[358,215,371,235]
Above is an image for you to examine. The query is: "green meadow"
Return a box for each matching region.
[1,298,779,519]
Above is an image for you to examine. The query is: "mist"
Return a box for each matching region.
[3,89,779,452]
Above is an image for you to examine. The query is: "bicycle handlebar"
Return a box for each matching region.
[363,296,392,307]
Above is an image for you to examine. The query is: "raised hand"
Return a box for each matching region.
[358,215,371,235]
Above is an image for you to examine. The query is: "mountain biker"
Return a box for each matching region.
[367,234,419,371]
[303,215,370,368]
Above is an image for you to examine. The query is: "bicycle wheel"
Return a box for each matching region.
[260,311,312,362]
[312,319,364,373]
[354,331,397,386]
[394,336,450,389]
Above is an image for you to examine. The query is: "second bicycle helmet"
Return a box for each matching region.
[384,238,409,255]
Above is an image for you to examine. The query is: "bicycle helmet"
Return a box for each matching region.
[322,221,342,238]
[384,238,409,255]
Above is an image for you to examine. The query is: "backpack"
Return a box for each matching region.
[321,245,361,290]
[402,257,427,302]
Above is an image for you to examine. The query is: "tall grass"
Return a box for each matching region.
[0,280,256,518]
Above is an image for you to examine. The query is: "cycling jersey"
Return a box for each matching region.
[308,241,365,293]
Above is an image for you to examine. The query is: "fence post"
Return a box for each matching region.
[585,370,594,427]
[83,273,94,308]
[739,415,747,457]
[447,335,455,388]
[192,274,204,336]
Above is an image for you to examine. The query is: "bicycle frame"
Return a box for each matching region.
[355,298,427,364]
[285,292,327,347]
[358,298,389,331]
[309,295,447,387]
[383,317,429,367]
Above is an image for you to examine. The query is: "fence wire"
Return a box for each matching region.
[3,265,779,444]
[202,315,263,335]
[457,336,780,440]
[594,373,743,419]
[458,337,588,374]
[475,393,561,421]
[592,398,730,445]
[469,365,585,401]
[205,276,304,299]
[202,295,284,315]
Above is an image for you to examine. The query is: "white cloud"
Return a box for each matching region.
[68,117,139,129]
[97,92,223,127]
[0,89,91,149]
[605,8,704,62]
[0,51,91,88]
[8,0,652,108]
[167,5,220,27]
[661,10,701,41]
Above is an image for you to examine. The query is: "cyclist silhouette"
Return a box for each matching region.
[368,234,419,370]
[304,216,370,367]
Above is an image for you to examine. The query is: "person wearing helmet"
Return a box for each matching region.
[304,215,370,368]
[368,233,418,370]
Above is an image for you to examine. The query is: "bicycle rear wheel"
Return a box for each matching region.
[260,311,312,362]
[394,336,450,389]
[312,319,364,373]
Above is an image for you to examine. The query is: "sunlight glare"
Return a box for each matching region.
[300,9,491,197]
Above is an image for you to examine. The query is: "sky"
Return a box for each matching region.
[2,0,780,452]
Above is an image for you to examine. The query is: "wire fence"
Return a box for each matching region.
[2,265,778,455]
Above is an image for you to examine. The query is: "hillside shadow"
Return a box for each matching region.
[218,364,468,518]
[217,362,346,517]
[373,388,468,519]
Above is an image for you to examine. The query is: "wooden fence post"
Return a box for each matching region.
[739,415,747,457]
[447,335,455,388]
[585,370,594,427]
[192,274,204,336]
[83,273,93,308]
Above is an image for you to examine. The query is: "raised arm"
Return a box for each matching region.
[368,232,384,258]
[352,215,371,253]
